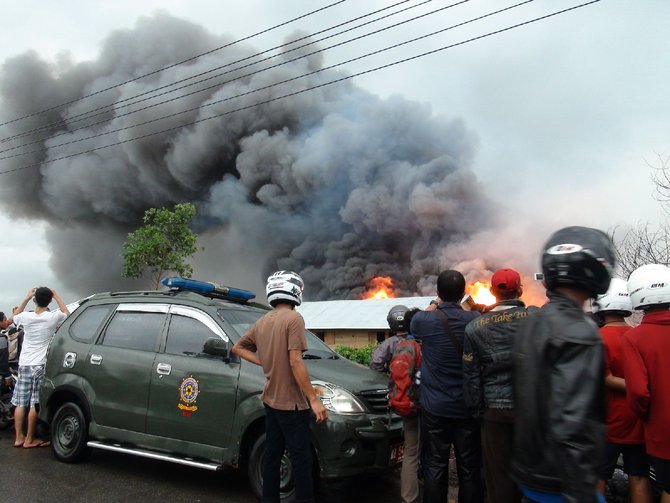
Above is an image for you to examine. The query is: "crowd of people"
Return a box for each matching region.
[370,225,669,503]
[3,225,669,503]
[230,224,670,503]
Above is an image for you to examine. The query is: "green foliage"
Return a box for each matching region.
[334,344,376,366]
[122,203,201,289]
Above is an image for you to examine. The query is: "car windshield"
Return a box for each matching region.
[217,308,337,355]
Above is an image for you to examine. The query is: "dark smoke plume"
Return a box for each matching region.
[0,13,501,301]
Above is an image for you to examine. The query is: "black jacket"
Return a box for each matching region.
[511,291,605,502]
[462,300,534,416]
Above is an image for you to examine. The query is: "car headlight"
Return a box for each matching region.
[312,380,365,414]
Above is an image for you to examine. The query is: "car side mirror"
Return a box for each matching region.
[203,337,229,358]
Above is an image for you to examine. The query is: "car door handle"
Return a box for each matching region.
[156,363,172,375]
[63,352,77,369]
[90,354,103,365]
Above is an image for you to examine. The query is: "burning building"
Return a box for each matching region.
[298,296,434,348]
[299,275,544,348]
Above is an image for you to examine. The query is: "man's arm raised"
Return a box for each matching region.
[11,288,35,320]
[52,290,70,316]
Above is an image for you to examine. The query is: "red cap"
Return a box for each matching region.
[491,268,521,294]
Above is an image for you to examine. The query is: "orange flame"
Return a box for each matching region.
[466,281,496,306]
[361,276,396,299]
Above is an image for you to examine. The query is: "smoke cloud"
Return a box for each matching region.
[0,13,531,302]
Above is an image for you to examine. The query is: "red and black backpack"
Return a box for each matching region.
[388,339,421,417]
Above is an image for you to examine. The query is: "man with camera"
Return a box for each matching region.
[410,270,483,503]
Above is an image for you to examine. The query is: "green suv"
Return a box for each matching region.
[39,281,403,500]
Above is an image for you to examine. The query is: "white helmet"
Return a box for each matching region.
[592,278,632,316]
[627,264,670,310]
[266,270,304,307]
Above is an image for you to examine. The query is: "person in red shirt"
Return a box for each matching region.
[592,278,652,502]
[622,264,670,503]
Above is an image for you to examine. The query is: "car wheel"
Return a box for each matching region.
[247,433,296,502]
[51,402,90,462]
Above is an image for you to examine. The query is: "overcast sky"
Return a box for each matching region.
[0,0,667,308]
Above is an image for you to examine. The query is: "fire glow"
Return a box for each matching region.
[362,276,395,299]
[359,276,497,305]
[466,281,496,306]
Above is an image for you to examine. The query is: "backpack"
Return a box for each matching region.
[388,339,422,417]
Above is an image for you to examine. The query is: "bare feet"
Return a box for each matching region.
[13,436,25,448]
[22,440,50,449]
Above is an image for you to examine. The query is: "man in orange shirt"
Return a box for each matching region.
[233,271,327,503]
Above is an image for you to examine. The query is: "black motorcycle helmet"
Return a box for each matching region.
[541,226,615,297]
[387,305,410,332]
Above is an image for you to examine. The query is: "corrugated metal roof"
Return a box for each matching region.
[296,296,434,330]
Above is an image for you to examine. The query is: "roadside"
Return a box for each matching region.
[0,425,403,502]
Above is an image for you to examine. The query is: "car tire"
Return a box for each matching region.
[247,432,297,502]
[51,402,90,462]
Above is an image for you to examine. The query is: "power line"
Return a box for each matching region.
[0,0,591,167]
[0,0,601,176]
[0,0,423,145]
[0,0,346,129]
[0,0,492,162]
[0,0,462,156]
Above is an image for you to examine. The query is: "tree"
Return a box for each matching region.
[612,222,670,279]
[612,153,670,278]
[122,203,200,289]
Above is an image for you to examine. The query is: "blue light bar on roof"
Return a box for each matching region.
[162,277,256,302]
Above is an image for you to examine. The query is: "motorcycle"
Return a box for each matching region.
[0,364,16,429]
[0,328,19,429]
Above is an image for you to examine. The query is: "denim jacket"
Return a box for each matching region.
[462,300,535,416]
